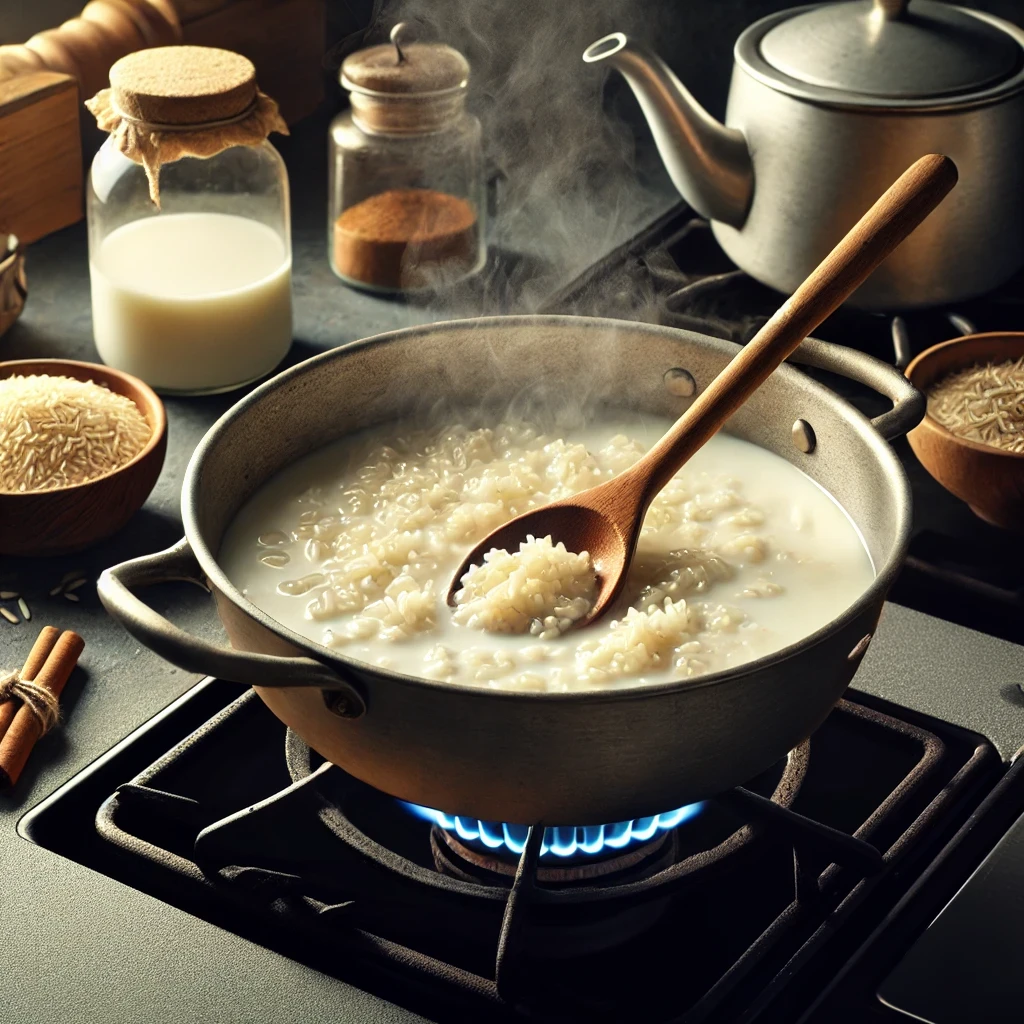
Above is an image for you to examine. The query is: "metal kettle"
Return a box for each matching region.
[585,0,1024,310]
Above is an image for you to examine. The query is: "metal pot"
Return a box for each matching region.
[584,0,1024,309]
[98,316,922,825]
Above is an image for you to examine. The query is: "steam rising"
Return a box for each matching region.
[356,0,674,312]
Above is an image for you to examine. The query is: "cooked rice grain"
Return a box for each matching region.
[576,597,702,680]
[240,420,807,692]
[452,535,597,638]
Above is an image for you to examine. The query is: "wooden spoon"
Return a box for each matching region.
[447,153,958,626]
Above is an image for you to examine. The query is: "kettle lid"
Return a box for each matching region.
[759,0,1021,100]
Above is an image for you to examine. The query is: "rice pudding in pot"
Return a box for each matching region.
[219,413,874,692]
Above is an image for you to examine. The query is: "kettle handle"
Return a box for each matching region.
[97,538,367,718]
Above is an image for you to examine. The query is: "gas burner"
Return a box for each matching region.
[400,748,802,884]
[282,724,810,892]
[428,821,677,884]
[20,681,996,1024]
[403,800,704,861]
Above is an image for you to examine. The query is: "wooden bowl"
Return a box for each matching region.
[906,332,1024,531]
[0,359,166,556]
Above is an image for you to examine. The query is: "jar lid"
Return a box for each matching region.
[341,23,469,97]
[87,45,286,206]
[109,45,258,125]
[758,0,1022,100]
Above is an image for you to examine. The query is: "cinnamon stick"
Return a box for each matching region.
[0,625,60,742]
[0,629,83,791]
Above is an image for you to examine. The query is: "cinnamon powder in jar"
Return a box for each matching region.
[333,188,479,291]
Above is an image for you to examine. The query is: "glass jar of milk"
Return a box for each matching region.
[85,46,293,395]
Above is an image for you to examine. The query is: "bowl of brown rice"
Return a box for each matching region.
[0,358,166,555]
[906,332,1024,531]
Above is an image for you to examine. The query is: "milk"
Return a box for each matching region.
[220,415,876,692]
[90,213,292,394]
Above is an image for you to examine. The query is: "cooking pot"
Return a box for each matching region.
[98,316,922,825]
[584,0,1024,310]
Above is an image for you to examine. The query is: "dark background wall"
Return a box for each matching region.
[323,0,1024,116]
[4,0,1023,119]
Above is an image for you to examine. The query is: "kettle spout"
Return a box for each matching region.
[584,32,753,228]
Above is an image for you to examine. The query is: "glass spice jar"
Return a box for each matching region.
[86,46,292,396]
[329,24,486,292]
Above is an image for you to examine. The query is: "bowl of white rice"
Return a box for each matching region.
[0,358,166,555]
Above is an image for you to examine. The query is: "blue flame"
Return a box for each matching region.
[401,801,705,859]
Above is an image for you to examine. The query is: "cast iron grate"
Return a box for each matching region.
[54,686,994,1024]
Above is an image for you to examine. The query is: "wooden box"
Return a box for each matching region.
[0,71,83,244]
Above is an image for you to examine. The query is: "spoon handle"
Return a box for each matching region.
[635,153,958,497]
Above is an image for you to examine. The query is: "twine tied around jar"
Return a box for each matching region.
[86,45,288,206]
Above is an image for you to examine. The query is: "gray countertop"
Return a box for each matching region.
[3,117,1024,1024]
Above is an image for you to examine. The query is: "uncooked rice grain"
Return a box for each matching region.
[0,374,151,492]
[927,357,1024,453]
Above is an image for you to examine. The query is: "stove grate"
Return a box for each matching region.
[71,688,992,1023]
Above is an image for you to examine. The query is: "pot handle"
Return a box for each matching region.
[788,335,925,440]
[97,538,366,718]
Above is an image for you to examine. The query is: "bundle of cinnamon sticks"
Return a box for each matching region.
[0,626,84,790]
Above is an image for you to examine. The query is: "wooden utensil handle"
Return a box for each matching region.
[636,153,958,497]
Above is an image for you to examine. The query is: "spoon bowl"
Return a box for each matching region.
[447,154,958,625]
[448,497,635,620]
